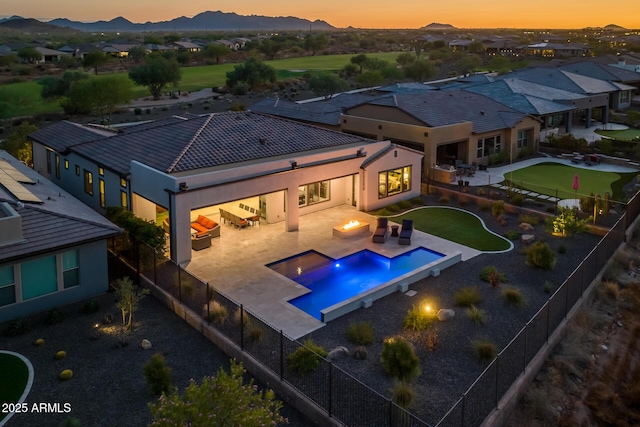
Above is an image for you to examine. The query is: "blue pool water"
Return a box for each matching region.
[267,248,444,320]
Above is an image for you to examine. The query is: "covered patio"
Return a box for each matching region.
[183,204,479,338]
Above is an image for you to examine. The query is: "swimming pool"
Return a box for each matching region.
[267,247,448,321]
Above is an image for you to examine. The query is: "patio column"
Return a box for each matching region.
[285,186,299,232]
[565,111,573,133]
[585,109,592,128]
[602,105,609,125]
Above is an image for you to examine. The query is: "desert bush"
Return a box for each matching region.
[346,321,374,345]
[466,305,487,324]
[438,195,450,204]
[502,286,526,307]
[287,338,328,376]
[426,328,438,352]
[492,200,505,216]
[526,241,557,270]
[454,286,483,307]
[207,300,228,324]
[391,381,414,408]
[410,196,424,205]
[403,303,437,331]
[477,199,492,211]
[44,307,66,325]
[134,107,142,115]
[6,317,30,337]
[505,229,520,240]
[397,200,412,209]
[476,187,486,196]
[479,265,507,286]
[510,193,524,206]
[381,336,420,381]
[248,326,264,343]
[472,339,496,362]
[602,281,619,300]
[82,299,100,314]
[233,307,252,329]
[143,352,172,395]
[518,213,539,226]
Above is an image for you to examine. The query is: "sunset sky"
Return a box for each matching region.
[3,0,639,29]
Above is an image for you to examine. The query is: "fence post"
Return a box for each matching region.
[495,356,500,407]
[461,393,466,427]
[206,283,210,323]
[546,303,550,343]
[279,330,284,381]
[523,322,528,369]
[328,361,333,418]
[240,304,245,351]
[153,249,157,285]
[178,267,182,302]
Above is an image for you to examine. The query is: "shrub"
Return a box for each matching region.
[403,302,438,331]
[391,381,414,408]
[526,241,557,270]
[56,350,67,360]
[287,338,328,375]
[381,336,420,381]
[180,282,194,299]
[602,281,619,300]
[397,200,412,209]
[387,204,400,213]
[472,339,496,362]
[438,195,450,204]
[466,305,487,324]
[248,326,264,343]
[34,338,45,346]
[543,281,553,293]
[143,352,172,395]
[233,307,252,329]
[479,265,507,286]
[546,207,590,237]
[145,108,151,114]
[478,199,492,211]
[134,107,142,115]
[518,213,539,226]
[454,286,483,307]
[502,286,525,307]
[207,300,228,324]
[492,200,505,216]
[410,196,424,205]
[82,299,100,314]
[44,307,66,325]
[346,321,374,345]
[505,229,520,240]
[5,317,30,337]
[510,193,524,206]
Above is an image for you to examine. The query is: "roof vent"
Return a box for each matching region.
[259,137,267,145]
[480,111,485,115]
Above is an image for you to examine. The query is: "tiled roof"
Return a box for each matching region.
[364,90,528,134]
[0,203,121,263]
[29,121,115,153]
[557,61,640,84]
[494,68,620,94]
[70,112,375,175]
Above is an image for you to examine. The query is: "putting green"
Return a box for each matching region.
[0,351,33,424]
[392,207,512,252]
[506,162,635,201]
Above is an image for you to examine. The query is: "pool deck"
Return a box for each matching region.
[184,205,479,339]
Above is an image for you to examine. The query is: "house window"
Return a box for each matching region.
[0,265,15,307]
[378,166,411,198]
[62,250,79,289]
[99,167,104,176]
[55,155,60,179]
[21,256,57,300]
[84,170,93,195]
[75,165,80,176]
[64,160,69,170]
[47,152,51,174]
[99,179,105,208]
[517,129,532,148]
[120,178,127,188]
[298,181,330,206]
[620,91,630,104]
[476,136,501,157]
[121,190,128,208]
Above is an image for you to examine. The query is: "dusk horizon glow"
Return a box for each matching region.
[2,0,640,30]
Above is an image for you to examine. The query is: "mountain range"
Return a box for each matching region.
[0,11,335,33]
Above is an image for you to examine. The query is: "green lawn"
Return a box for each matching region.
[596,128,640,141]
[392,207,511,251]
[2,52,404,116]
[507,162,636,201]
[0,352,30,423]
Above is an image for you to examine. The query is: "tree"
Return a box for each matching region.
[128,45,148,63]
[164,34,180,44]
[258,38,282,60]
[350,54,368,74]
[61,76,132,123]
[176,51,191,65]
[38,70,89,100]
[454,54,482,75]
[203,43,231,64]
[129,56,182,100]
[308,73,349,99]
[105,206,167,251]
[148,359,286,427]
[1,121,37,166]
[17,46,41,63]
[468,41,485,54]
[488,56,511,74]
[225,57,276,91]
[304,33,328,56]
[82,50,109,75]
[355,70,384,90]
[396,52,417,67]
[114,276,149,330]
[340,63,358,78]
[404,59,438,82]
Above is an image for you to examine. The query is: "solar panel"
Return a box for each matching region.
[0,158,36,184]
[0,169,43,204]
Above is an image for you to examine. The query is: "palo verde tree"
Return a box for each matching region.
[304,33,329,56]
[129,55,182,100]
[82,50,110,75]
[60,76,133,124]
[308,72,349,99]
[203,43,231,64]
[38,70,89,100]
[114,276,149,330]
[148,359,286,427]
[225,56,276,91]
[17,46,41,63]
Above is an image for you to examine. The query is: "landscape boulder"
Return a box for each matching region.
[437,308,455,321]
[141,339,152,350]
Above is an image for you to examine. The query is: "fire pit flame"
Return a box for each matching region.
[343,220,361,230]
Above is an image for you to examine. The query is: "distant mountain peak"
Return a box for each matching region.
[421,22,457,30]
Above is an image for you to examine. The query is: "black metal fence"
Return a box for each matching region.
[108,237,428,427]
[107,191,640,427]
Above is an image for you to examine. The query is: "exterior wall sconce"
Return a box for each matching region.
[179,182,188,191]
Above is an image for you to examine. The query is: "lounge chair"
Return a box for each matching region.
[372,218,389,243]
[398,219,413,245]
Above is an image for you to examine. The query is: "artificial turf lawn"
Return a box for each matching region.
[506,162,636,201]
[595,128,640,141]
[394,207,511,251]
[0,352,29,422]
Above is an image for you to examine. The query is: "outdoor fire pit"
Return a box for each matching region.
[332,220,370,238]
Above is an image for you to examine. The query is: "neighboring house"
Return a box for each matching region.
[102,43,137,58]
[212,39,240,50]
[29,113,423,265]
[0,151,121,323]
[34,46,70,63]
[340,90,540,173]
[518,42,590,58]
[171,41,202,52]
